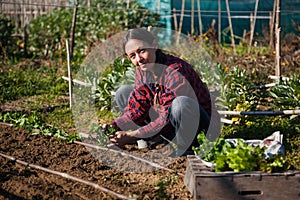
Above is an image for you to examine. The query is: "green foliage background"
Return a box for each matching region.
[26,0,161,61]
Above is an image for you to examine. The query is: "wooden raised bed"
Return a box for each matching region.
[184,155,300,200]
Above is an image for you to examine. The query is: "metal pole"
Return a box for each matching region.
[218,110,300,116]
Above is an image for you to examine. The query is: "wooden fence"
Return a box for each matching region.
[0,0,69,28]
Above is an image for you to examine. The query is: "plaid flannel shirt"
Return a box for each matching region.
[110,54,211,138]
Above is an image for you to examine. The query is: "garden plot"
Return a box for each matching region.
[0,124,192,199]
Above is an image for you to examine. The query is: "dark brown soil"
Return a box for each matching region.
[0,124,193,200]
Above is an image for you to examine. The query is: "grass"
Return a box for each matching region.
[0,59,75,131]
[0,60,68,103]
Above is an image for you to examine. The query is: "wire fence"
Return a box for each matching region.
[0,0,70,28]
[2,0,299,29]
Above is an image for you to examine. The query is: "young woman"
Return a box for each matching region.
[107,28,215,156]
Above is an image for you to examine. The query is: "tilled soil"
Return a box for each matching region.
[0,124,193,200]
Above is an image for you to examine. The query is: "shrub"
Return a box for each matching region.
[0,13,20,63]
[26,0,162,61]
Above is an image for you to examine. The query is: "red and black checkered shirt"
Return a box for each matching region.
[110,54,211,138]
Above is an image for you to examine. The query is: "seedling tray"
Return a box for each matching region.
[184,155,300,200]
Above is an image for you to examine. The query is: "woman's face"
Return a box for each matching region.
[125,39,157,72]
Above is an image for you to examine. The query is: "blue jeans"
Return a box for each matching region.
[114,85,212,155]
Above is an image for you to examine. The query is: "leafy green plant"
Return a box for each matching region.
[269,75,300,110]
[0,111,81,142]
[156,181,169,199]
[218,65,258,111]
[259,153,289,173]
[27,9,72,59]
[72,57,134,119]
[193,132,289,172]
[215,60,300,117]
[216,139,261,172]
[95,57,135,111]
[0,111,42,131]
[60,132,81,143]
[193,131,231,162]
[88,123,117,146]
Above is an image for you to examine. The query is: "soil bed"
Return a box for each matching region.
[0,124,193,200]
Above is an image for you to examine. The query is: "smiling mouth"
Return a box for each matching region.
[139,63,147,68]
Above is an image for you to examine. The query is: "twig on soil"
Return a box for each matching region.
[0,122,13,127]
[0,122,185,177]
[70,138,186,177]
[0,152,135,200]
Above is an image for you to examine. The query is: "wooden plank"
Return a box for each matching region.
[184,155,300,200]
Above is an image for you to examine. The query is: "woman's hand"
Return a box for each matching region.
[109,130,139,148]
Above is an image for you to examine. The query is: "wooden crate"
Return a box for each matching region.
[184,155,300,200]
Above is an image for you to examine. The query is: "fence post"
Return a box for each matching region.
[66,40,72,108]
[269,0,276,50]
[157,0,161,15]
[173,8,178,32]
[225,0,236,54]
[249,0,259,52]
[197,0,203,36]
[22,0,28,57]
[191,0,194,35]
[70,0,78,60]
[177,0,185,43]
[275,0,281,77]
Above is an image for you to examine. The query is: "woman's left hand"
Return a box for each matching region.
[109,131,138,148]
